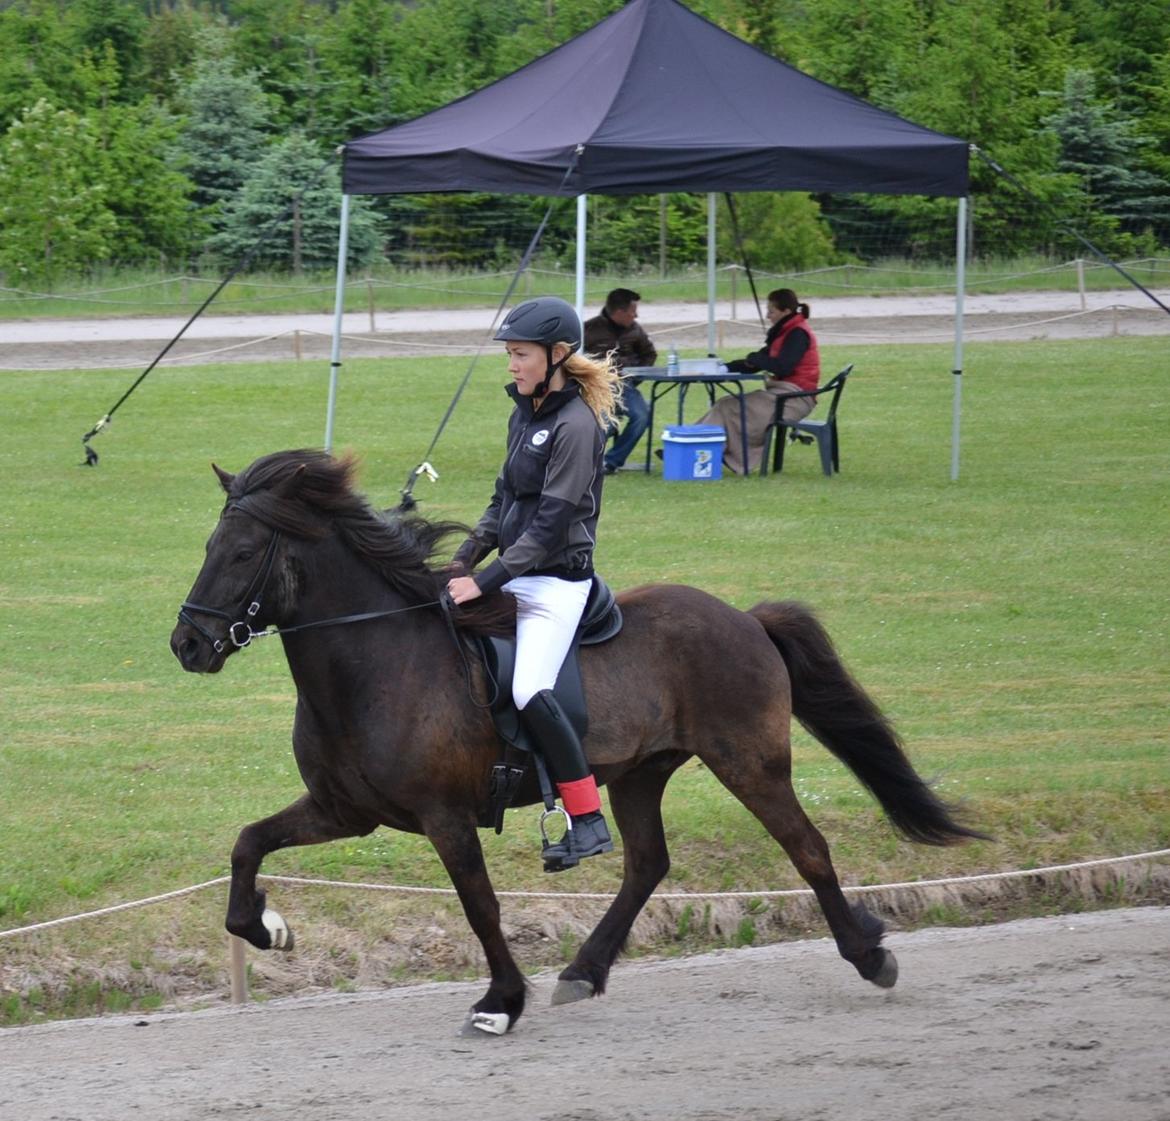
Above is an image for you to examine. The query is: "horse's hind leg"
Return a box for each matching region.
[554,758,681,1004]
[704,753,897,989]
[227,793,373,952]
[424,817,528,1036]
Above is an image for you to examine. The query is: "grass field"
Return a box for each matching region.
[1,335,1167,1022]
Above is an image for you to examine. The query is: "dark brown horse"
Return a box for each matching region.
[171,450,983,1035]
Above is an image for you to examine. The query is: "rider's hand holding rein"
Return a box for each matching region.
[447,574,483,604]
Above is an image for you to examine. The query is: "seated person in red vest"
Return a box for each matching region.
[699,288,820,475]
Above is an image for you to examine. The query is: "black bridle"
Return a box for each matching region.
[177,525,441,655]
[178,529,283,654]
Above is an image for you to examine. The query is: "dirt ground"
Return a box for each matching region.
[1,906,1167,1121]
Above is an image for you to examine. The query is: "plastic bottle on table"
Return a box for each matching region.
[666,346,679,376]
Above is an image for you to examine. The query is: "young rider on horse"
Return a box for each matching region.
[446,297,623,872]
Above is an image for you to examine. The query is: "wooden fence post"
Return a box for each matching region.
[229,935,248,1004]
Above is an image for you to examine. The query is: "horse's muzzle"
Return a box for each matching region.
[170,621,226,674]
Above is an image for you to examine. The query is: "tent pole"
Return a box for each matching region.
[951,195,968,482]
[707,192,717,354]
[324,193,351,453]
[575,194,587,328]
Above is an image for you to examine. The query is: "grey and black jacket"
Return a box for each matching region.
[454,382,605,595]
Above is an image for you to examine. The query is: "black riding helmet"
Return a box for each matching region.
[494,296,582,398]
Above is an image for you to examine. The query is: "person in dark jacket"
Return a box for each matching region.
[700,287,820,474]
[583,287,657,474]
[447,296,622,871]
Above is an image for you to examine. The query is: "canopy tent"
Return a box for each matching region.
[330,0,971,475]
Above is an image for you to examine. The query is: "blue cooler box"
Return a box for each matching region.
[661,425,726,481]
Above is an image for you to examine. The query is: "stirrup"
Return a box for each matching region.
[539,805,571,860]
[540,810,613,872]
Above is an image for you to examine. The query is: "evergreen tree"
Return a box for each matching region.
[1043,67,1170,241]
[173,37,274,228]
[208,132,381,271]
[1142,48,1170,184]
[0,100,116,285]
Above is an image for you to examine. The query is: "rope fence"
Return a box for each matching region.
[4,848,1168,941]
[3,302,1167,374]
[4,849,1165,1007]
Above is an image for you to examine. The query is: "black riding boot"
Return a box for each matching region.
[519,690,613,872]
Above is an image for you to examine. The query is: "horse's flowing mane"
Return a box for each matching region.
[226,450,514,633]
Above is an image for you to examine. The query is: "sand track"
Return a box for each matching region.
[2,907,1167,1121]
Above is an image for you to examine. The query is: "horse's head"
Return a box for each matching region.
[171,449,516,673]
[170,451,336,673]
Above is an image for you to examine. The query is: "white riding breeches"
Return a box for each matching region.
[502,574,591,711]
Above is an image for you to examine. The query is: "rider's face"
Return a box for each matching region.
[506,341,567,396]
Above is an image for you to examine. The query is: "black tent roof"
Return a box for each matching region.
[343,0,968,199]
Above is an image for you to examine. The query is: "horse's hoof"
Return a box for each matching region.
[551,978,595,1005]
[261,907,294,951]
[459,1010,511,1037]
[870,949,898,989]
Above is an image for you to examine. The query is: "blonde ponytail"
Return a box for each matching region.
[561,348,623,431]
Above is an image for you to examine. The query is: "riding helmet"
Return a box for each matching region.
[493,297,581,351]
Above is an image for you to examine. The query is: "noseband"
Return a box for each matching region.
[178,529,282,654]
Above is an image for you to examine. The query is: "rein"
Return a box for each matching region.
[178,526,440,654]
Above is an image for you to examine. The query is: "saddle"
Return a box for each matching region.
[473,575,622,832]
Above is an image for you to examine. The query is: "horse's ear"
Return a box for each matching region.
[272,463,307,499]
[212,463,235,493]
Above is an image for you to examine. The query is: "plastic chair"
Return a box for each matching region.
[760,364,854,477]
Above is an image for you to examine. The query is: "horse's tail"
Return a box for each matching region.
[749,600,989,846]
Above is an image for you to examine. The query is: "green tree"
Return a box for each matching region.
[68,0,148,102]
[317,0,404,138]
[173,38,274,228]
[78,45,202,264]
[140,1,207,101]
[0,100,116,285]
[228,0,332,133]
[832,0,1077,260]
[0,1,87,129]
[791,0,924,101]
[1043,67,1170,242]
[1068,0,1170,115]
[208,132,381,271]
[1142,47,1170,185]
[718,193,839,273]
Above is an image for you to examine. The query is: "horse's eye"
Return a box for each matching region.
[235,550,254,564]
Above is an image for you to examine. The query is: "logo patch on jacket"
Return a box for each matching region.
[531,429,550,447]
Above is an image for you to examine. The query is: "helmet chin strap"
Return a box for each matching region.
[533,344,571,400]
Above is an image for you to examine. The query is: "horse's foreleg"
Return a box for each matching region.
[554,759,680,1005]
[425,819,527,1036]
[706,756,897,989]
[227,793,372,952]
